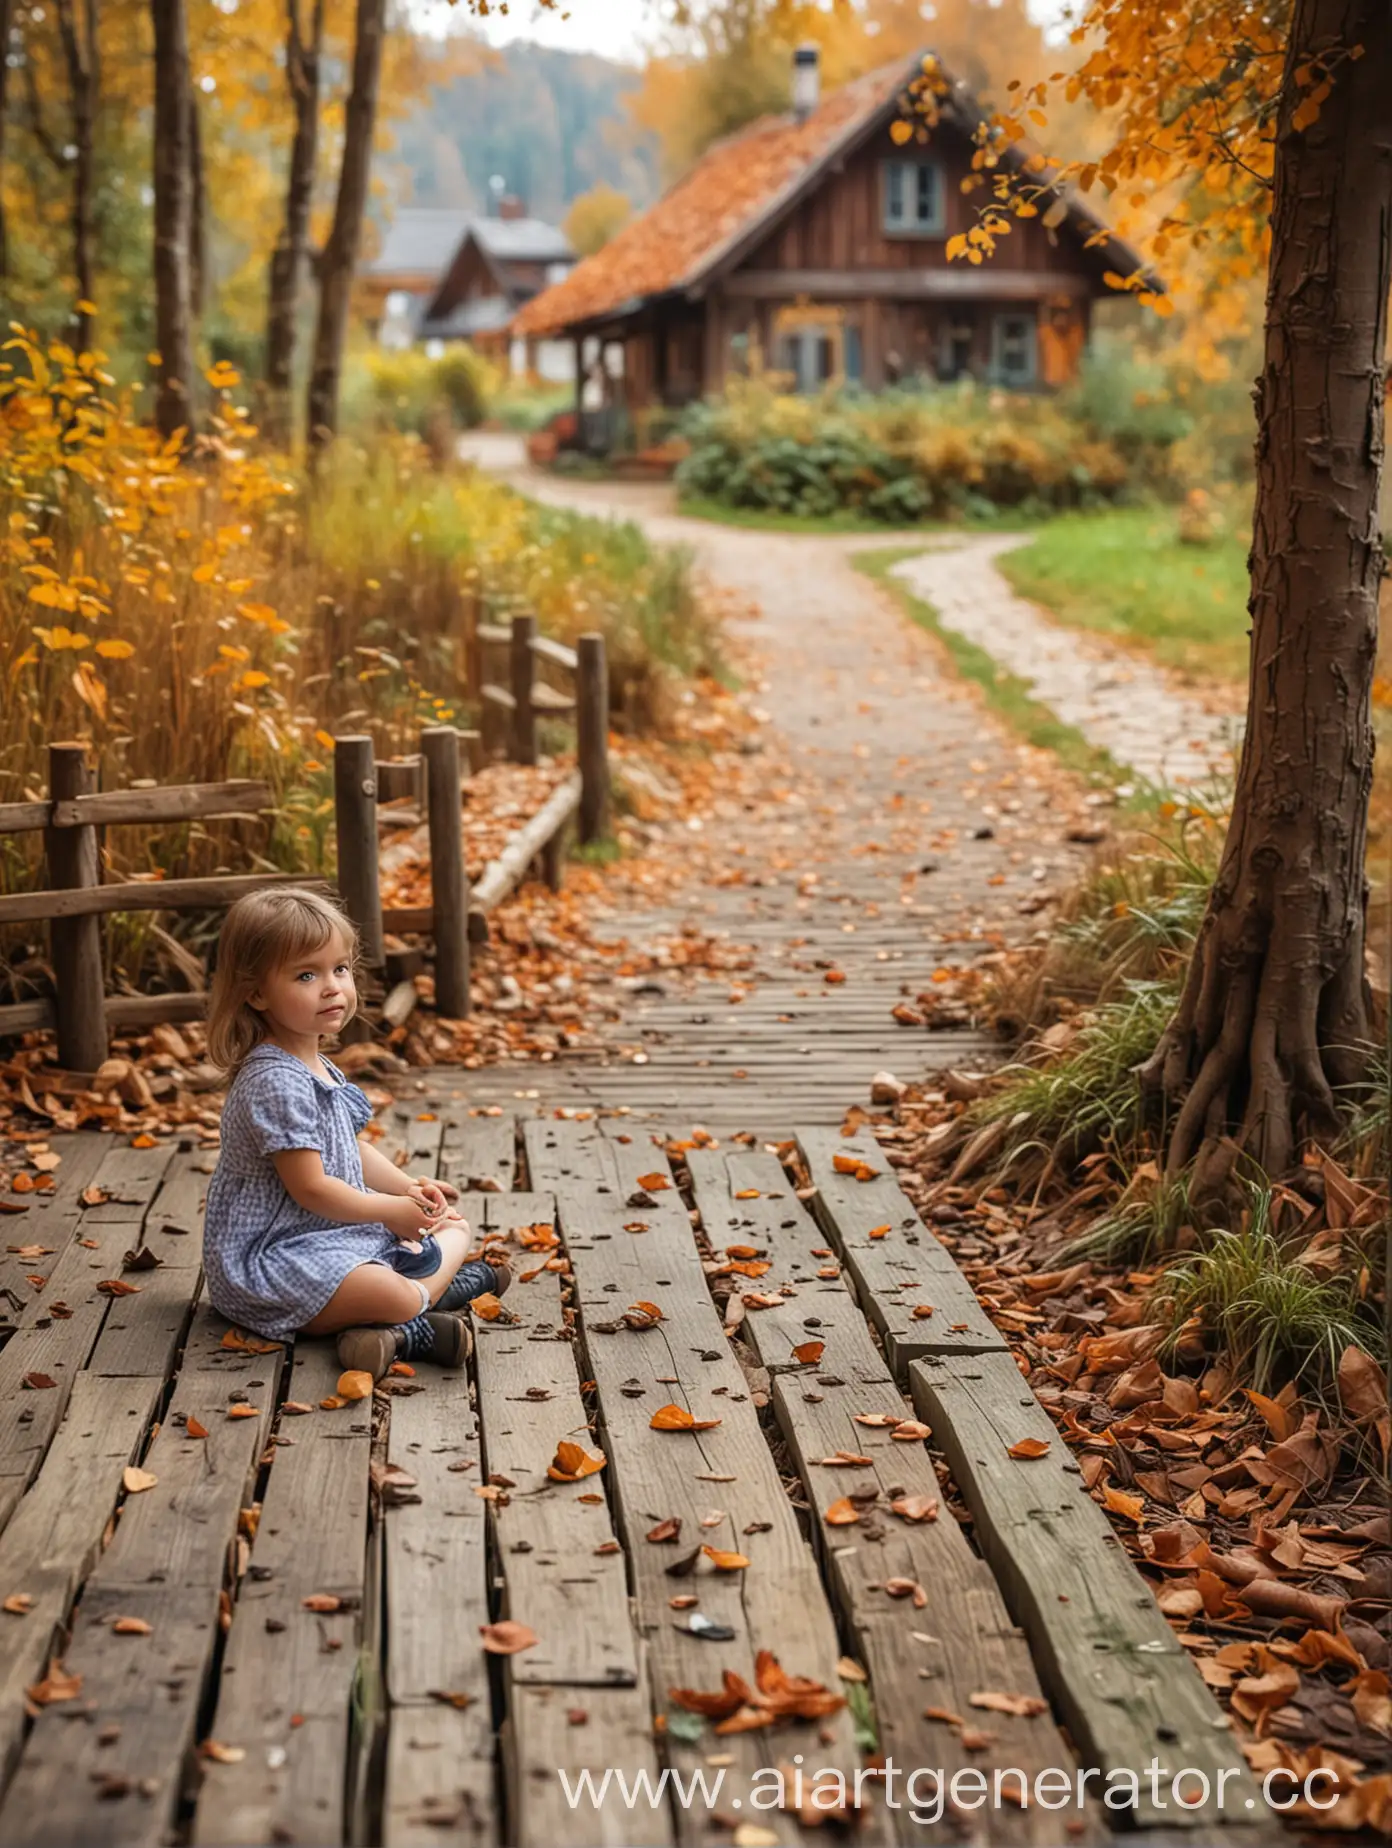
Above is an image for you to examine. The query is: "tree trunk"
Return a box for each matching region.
[53,0,98,350]
[1143,0,1391,1189]
[150,0,196,440]
[304,0,385,452]
[188,78,205,320]
[263,0,324,443]
[0,0,13,280]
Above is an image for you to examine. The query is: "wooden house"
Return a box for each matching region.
[512,48,1155,436]
[418,205,576,375]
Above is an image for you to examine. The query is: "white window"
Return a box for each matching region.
[882,159,945,237]
[991,312,1037,387]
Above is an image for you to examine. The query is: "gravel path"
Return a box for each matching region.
[890,536,1239,793]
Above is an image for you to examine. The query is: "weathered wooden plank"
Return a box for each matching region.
[470,1195,636,1689]
[87,1264,201,1378]
[50,779,272,831]
[376,1099,447,1171]
[797,1127,1005,1374]
[505,1684,675,1848]
[910,1349,1258,1830]
[529,1121,860,1847]
[0,1374,163,1788]
[686,1149,1093,1848]
[380,1360,499,1848]
[192,1344,371,1847]
[439,1109,517,1193]
[0,1307,286,1846]
[0,1212,162,1478]
[0,870,330,928]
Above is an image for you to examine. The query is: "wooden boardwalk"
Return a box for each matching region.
[0,1100,1259,1846]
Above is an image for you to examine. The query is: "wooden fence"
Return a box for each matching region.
[0,619,609,1073]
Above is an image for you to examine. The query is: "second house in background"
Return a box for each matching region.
[361,197,577,380]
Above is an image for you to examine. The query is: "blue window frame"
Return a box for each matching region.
[882,158,945,236]
[991,312,1038,388]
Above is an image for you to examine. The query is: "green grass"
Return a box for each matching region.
[1151,1188,1387,1393]
[677,494,918,535]
[676,494,1047,537]
[856,546,1138,793]
[996,506,1252,684]
[970,978,1181,1159]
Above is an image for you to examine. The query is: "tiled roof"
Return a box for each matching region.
[513,57,915,338]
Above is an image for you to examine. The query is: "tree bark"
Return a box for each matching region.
[188,77,205,320]
[53,0,98,349]
[1143,0,1391,1188]
[304,0,385,452]
[263,0,324,443]
[0,0,13,280]
[150,0,196,440]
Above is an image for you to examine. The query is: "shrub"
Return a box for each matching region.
[341,345,498,439]
[676,375,1145,523]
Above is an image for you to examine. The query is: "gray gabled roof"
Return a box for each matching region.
[367,208,475,277]
[367,209,574,281]
[472,218,574,264]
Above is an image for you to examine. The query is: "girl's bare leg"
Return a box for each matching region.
[302,1220,473,1336]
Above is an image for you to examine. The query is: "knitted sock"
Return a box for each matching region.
[396,1311,438,1360]
[434,1260,502,1314]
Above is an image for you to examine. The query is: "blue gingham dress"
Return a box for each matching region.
[204,1043,435,1339]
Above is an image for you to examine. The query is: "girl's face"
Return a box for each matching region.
[249,934,356,1042]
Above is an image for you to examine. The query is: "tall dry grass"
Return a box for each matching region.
[0,332,714,898]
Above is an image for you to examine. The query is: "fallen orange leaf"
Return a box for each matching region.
[824,1499,860,1525]
[702,1547,749,1571]
[651,1404,722,1432]
[480,1620,538,1655]
[1007,1438,1050,1460]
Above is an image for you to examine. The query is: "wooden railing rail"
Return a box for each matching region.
[0,619,609,1070]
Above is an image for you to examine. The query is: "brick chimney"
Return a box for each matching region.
[792,44,820,122]
[498,194,527,222]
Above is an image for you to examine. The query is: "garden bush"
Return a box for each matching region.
[676,372,1153,523]
[340,344,498,440]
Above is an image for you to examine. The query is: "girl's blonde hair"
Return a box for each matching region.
[207,887,359,1074]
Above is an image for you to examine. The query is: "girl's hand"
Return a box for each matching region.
[408,1178,452,1217]
[434,1178,459,1203]
[381,1194,433,1244]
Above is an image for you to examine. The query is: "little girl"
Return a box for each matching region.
[203,887,508,1379]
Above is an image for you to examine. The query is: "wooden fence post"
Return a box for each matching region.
[510,612,537,765]
[333,735,383,965]
[47,742,108,1072]
[421,726,470,1019]
[577,631,610,845]
[463,586,482,699]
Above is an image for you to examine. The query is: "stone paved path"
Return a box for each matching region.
[891,536,1239,793]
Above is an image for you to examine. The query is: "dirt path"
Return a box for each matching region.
[432,436,1108,1132]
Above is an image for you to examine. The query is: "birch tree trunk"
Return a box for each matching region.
[304,0,385,452]
[1143,0,1391,1188]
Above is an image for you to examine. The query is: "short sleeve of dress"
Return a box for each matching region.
[339,1081,374,1135]
[238,1061,324,1158]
